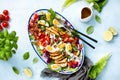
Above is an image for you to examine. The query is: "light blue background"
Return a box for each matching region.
[0,0,120,80]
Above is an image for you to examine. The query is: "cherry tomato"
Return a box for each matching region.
[68,37,74,42]
[1,21,9,28]
[0,14,4,21]
[0,24,3,31]
[33,13,38,20]
[68,60,79,68]
[4,15,10,21]
[3,10,9,15]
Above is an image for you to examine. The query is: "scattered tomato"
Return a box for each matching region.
[4,15,10,21]
[0,14,4,21]
[3,10,9,15]
[1,21,9,28]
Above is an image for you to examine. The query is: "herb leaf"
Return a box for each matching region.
[0,29,18,61]
[33,57,39,64]
[86,26,94,35]
[95,15,101,23]
[88,53,111,79]
[23,52,30,60]
[12,66,20,75]
[86,0,108,12]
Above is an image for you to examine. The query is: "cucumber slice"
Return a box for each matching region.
[103,31,113,41]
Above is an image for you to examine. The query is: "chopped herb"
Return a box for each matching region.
[29,35,35,40]
[12,66,20,75]
[72,45,77,51]
[95,15,101,23]
[23,52,30,60]
[39,14,46,20]
[36,47,43,55]
[71,30,79,37]
[86,26,94,35]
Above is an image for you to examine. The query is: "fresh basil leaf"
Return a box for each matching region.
[12,42,18,50]
[12,66,20,75]
[94,2,101,12]
[4,29,8,37]
[86,0,108,12]
[5,52,12,59]
[23,52,30,60]
[0,30,18,61]
[33,57,39,64]
[88,53,111,79]
[95,15,101,23]
[86,26,94,35]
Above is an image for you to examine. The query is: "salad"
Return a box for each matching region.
[28,9,84,74]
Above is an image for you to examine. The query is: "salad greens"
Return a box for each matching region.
[48,8,56,26]
[86,26,94,35]
[62,0,77,10]
[23,52,30,60]
[0,29,18,61]
[86,0,108,12]
[95,15,101,23]
[12,66,20,75]
[88,53,111,79]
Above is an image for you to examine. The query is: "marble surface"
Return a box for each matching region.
[0,0,120,80]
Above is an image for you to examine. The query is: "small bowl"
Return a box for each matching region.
[80,3,94,22]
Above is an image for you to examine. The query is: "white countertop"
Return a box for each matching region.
[0,0,120,80]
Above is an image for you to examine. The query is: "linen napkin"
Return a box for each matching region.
[41,56,94,80]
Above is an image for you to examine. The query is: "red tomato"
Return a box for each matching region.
[33,13,38,20]
[68,37,74,42]
[63,37,69,43]
[3,10,9,15]
[4,15,10,21]
[68,60,79,68]
[1,21,9,28]
[0,14,4,21]
[45,35,50,41]
[0,24,3,31]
